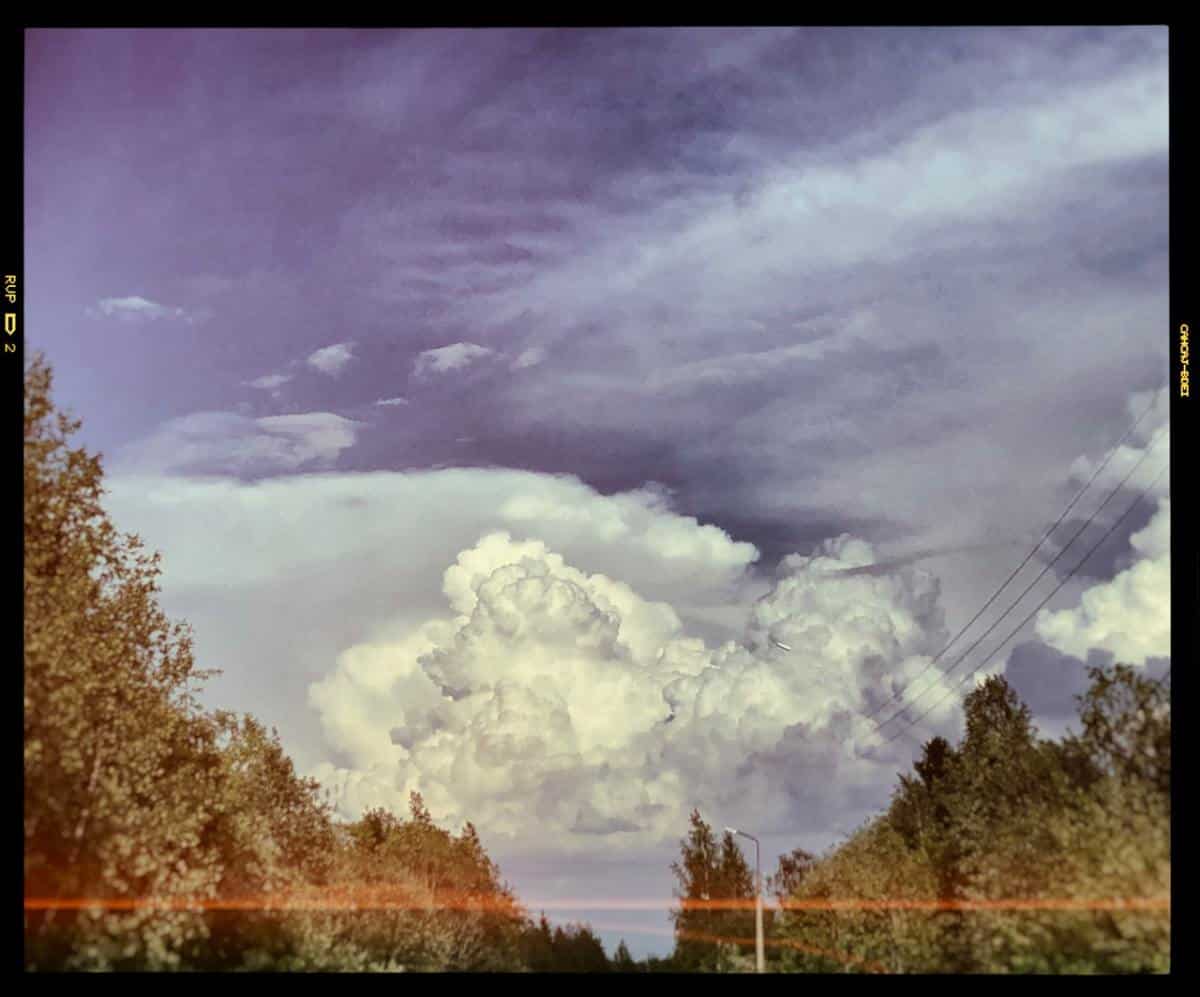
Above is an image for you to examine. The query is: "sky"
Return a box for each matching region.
[26,27,1170,959]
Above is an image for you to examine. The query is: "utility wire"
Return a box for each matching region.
[861,396,1160,727]
[881,463,1167,746]
[875,428,1163,733]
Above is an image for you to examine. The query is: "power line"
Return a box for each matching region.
[873,426,1164,735]
[860,396,1160,728]
[881,463,1167,746]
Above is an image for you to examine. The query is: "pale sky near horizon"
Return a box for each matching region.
[27,27,1169,958]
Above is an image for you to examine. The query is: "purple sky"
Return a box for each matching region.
[26,27,1169,959]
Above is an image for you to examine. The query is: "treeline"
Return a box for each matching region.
[665,669,1170,973]
[22,356,613,972]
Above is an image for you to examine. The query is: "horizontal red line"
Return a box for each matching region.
[23,896,1170,913]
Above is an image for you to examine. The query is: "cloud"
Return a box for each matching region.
[100,458,993,853]
[511,347,547,370]
[105,469,759,606]
[306,526,956,855]
[307,341,356,376]
[246,372,293,391]
[495,482,758,603]
[413,342,496,377]
[1030,386,1170,667]
[88,295,191,323]
[374,396,410,407]
[1035,496,1169,666]
[1065,386,1170,500]
[101,467,763,778]
[113,411,362,475]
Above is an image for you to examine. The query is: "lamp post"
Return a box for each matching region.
[725,826,765,974]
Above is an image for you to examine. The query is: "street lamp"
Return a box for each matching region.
[725,826,765,974]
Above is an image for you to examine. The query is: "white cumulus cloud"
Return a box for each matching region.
[413,342,495,377]
[307,528,953,855]
[1034,386,1170,666]
[1036,497,1170,665]
[101,464,966,858]
[307,342,356,376]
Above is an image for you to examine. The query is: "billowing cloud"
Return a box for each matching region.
[101,467,762,779]
[1032,387,1169,667]
[413,342,495,377]
[307,527,956,855]
[88,295,190,323]
[113,411,362,475]
[307,341,356,376]
[1036,497,1169,666]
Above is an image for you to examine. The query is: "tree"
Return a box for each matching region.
[768,847,816,905]
[715,827,756,961]
[1069,664,1170,797]
[669,809,720,970]
[669,809,756,971]
[24,354,228,969]
[550,922,611,972]
[770,666,1169,974]
[520,913,557,972]
[612,938,638,972]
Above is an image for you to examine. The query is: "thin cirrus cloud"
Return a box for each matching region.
[112,410,363,476]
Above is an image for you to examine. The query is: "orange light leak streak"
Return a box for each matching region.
[24,894,1170,914]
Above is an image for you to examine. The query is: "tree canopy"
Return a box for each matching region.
[768,672,1170,974]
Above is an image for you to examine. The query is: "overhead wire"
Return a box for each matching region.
[881,463,1167,745]
[860,396,1161,728]
[872,424,1164,734]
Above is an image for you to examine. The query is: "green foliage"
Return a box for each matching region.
[550,923,612,972]
[767,847,816,904]
[517,914,613,972]
[612,938,637,972]
[770,673,1170,974]
[669,809,757,971]
[25,355,227,969]
[21,355,559,972]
